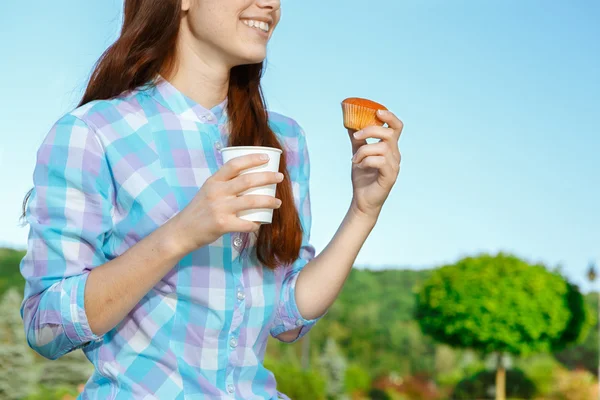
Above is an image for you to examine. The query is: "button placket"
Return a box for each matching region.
[233,236,243,249]
[236,287,245,301]
[227,383,235,394]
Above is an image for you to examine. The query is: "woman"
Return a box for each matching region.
[19,0,403,398]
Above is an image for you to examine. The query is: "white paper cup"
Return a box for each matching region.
[220,146,283,224]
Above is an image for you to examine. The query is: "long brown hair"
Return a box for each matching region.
[20,0,303,270]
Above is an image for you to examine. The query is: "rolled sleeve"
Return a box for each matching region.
[270,121,327,343]
[20,113,113,359]
[59,271,103,346]
[269,243,323,343]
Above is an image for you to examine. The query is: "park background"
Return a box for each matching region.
[0,1,598,399]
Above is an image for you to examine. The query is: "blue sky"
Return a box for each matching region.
[1,1,598,290]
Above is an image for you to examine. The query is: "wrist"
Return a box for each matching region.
[348,200,379,228]
[158,214,197,259]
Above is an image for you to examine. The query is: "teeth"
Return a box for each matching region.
[242,19,269,32]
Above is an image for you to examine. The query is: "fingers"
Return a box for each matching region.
[348,128,368,155]
[354,124,401,145]
[229,195,282,213]
[353,126,401,161]
[233,220,263,234]
[374,109,404,139]
[352,141,401,166]
[214,154,270,181]
[355,155,397,179]
[227,171,284,196]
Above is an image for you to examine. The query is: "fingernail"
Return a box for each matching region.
[276,173,284,181]
[276,199,282,207]
[353,131,362,139]
[260,154,269,161]
[377,109,387,116]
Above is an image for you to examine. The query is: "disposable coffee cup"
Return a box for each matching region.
[220,146,283,224]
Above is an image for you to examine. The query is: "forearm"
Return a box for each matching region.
[86,216,189,336]
[294,202,378,320]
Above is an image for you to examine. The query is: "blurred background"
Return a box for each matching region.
[0,0,598,399]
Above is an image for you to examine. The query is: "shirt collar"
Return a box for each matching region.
[145,74,228,124]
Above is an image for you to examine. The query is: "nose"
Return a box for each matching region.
[256,0,280,11]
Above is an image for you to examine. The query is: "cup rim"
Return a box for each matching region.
[220,146,283,154]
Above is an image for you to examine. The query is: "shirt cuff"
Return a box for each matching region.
[59,272,104,347]
[270,269,327,343]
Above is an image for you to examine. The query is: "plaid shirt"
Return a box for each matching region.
[20,75,323,399]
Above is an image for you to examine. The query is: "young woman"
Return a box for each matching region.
[19,0,403,398]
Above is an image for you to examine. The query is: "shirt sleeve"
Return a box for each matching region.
[19,113,114,360]
[270,121,327,343]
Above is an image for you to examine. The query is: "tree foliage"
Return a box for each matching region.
[554,293,599,374]
[0,248,26,299]
[415,253,593,356]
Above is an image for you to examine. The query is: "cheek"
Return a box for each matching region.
[189,3,231,38]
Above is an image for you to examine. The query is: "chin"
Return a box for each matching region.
[234,51,267,66]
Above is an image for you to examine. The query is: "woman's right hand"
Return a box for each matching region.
[166,153,284,255]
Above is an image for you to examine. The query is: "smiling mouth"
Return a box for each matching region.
[241,19,270,33]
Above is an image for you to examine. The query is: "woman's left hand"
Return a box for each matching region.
[348,109,404,220]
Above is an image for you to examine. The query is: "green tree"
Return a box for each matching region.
[0,248,26,298]
[415,253,593,400]
[0,288,37,400]
[554,292,599,373]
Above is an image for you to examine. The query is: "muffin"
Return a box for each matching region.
[341,97,388,131]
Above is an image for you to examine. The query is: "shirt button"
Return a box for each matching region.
[207,115,213,121]
[295,318,303,327]
[227,384,235,394]
[237,290,245,301]
[229,337,238,348]
[200,115,207,122]
[233,237,243,248]
[215,142,222,151]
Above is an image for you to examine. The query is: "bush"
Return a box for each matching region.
[264,357,326,400]
[24,385,79,400]
[38,349,94,390]
[0,289,37,400]
[345,363,372,395]
[541,368,597,400]
[517,354,561,396]
[452,369,536,399]
[368,388,391,400]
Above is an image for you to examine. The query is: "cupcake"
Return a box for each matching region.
[341,97,388,131]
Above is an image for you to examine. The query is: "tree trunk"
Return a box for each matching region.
[496,352,506,400]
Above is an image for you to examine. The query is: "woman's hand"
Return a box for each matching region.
[348,109,404,220]
[169,154,285,255]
